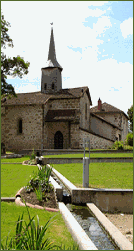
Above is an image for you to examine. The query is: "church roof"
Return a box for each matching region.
[90,102,128,119]
[42,27,62,70]
[1,87,92,106]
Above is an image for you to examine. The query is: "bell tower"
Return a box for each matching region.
[41,24,63,94]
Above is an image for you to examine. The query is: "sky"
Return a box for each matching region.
[1,1,133,114]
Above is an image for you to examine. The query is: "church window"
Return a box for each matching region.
[44,83,47,90]
[85,103,87,120]
[52,82,55,90]
[18,119,22,134]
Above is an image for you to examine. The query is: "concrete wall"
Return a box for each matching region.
[71,188,133,213]
[1,104,43,151]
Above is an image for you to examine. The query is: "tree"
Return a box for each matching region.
[1,13,30,98]
[127,105,133,132]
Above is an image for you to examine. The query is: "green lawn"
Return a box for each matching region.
[44,153,133,158]
[52,163,133,189]
[1,156,30,163]
[1,202,77,249]
[1,164,38,197]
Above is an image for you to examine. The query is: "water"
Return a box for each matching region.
[66,204,118,250]
[51,172,118,250]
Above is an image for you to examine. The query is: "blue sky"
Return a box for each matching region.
[1,1,133,114]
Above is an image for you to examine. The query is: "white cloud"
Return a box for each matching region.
[120,18,133,39]
[87,8,106,17]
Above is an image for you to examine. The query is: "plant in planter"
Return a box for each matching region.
[25,165,53,203]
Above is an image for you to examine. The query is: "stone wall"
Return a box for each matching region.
[1,104,43,151]
[121,114,128,141]
[90,114,117,141]
[44,121,69,149]
[49,98,80,110]
[79,128,113,149]
[80,91,90,131]
[98,112,128,141]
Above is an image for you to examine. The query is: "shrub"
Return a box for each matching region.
[126,133,133,146]
[112,141,124,150]
[30,148,36,160]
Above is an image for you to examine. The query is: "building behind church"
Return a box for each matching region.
[1,27,128,152]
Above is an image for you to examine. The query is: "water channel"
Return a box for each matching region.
[51,172,119,250]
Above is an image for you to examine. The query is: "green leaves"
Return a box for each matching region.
[127,105,133,132]
[1,205,56,250]
[1,13,30,97]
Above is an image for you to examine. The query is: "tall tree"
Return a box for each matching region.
[1,13,30,98]
[127,105,133,132]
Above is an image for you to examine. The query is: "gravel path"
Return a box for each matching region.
[105,213,133,244]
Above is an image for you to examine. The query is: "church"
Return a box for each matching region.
[1,27,128,152]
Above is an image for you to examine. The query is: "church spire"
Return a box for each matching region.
[45,25,62,70]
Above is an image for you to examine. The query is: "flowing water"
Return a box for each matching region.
[51,172,118,250]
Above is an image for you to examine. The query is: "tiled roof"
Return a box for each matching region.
[45,109,76,121]
[90,102,128,119]
[1,86,92,106]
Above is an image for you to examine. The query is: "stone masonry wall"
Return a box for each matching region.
[44,121,69,149]
[70,123,81,148]
[49,98,80,110]
[1,105,43,151]
[90,114,117,141]
[80,91,90,131]
[79,129,113,149]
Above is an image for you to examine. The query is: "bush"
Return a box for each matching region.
[112,141,124,150]
[126,133,133,146]
[30,148,36,160]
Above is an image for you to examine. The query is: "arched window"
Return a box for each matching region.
[18,119,22,134]
[52,82,55,90]
[44,83,47,90]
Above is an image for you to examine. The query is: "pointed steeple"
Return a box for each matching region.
[44,26,62,70]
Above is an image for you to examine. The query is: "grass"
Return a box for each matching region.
[52,163,133,189]
[1,202,77,249]
[1,156,30,163]
[1,164,38,197]
[43,153,133,158]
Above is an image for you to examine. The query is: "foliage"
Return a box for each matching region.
[127,105,133,132]
[35,183,43,202]
[125,133,133,146]
[30,148,36,160]
[25,165,53,201]
[1,13,30,97]
[111,141,124,150]
[1,204,57,250]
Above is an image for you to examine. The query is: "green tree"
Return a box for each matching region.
[1,13,30,98]
[127,105,133,132]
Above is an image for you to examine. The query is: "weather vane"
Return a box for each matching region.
[50,22,53,26]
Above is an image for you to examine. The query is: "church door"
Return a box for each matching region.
[54,131,63,149]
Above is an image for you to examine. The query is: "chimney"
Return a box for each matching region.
[98,98,102,111]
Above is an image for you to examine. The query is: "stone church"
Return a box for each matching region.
[1,27,128,151]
